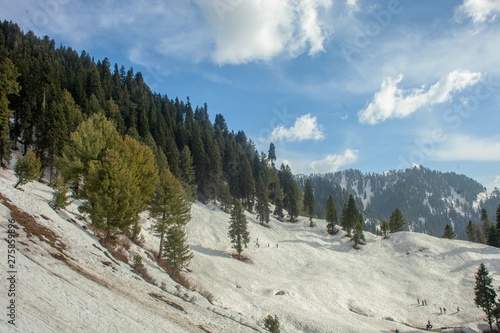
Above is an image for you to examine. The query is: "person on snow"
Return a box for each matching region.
[426,320,433,330]
[443,307,446,314]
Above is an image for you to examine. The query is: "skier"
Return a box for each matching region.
[443,307,446,314]
[426,320,433,330]
[439,307,442,314]
[457,306,460,312]
[418,298,420,305]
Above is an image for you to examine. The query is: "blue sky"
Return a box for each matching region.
[3,0,500,190]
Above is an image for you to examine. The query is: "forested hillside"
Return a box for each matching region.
[298,167,500,238]
[0,21,306,217]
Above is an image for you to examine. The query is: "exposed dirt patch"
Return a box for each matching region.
[149,292,187,314]
[0,193,67,254]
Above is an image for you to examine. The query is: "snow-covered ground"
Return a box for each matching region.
[1,166,499,333]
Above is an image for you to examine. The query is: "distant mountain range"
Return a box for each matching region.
[297,165,500,238]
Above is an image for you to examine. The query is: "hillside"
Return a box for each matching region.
[299,166,499,238]
[2,167,500,332]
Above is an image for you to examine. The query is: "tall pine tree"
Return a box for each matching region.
[303,179,315,227]
[474,263,497,331]
[0,57,20,165]
[325,195,338,235]
[228,200,250,260]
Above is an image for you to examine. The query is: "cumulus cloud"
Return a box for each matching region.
[196,0,333,64]
[310,149,358,173]
[358,70,482,125]
[432,134,500,161]
[270,114,325,142]
[455,0,500,23]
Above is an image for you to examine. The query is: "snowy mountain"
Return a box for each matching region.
[298,166,499,238]
[1,167,500,333]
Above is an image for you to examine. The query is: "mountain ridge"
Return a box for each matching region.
[297,165,500,238]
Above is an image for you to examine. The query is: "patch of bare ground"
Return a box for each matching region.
[149,292,187,314]
[0,193,66,254]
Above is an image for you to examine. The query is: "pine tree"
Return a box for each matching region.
[51,175,70,210]
[228,200,250,260]
[303,179,315,227]
[466,220,475,242]
[179,145,196,201]
[352,213,366,249]
[381,220,389,237]
[163,224,193,276]
[474,263,497,331]
[487,225,499,247]
[255,176,270,225]
[325,195,338,235]
[442,224,456,239]
[268,143,276,167]
[14,150,42,189]
[263,314,280,333]
[343,195,359,236]
[481,208,491,243]
[389,208,405,233]
[150,164,191,262]
[0,57,20,165]
[273,185,284,220]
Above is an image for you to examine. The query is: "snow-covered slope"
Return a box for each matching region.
[1,166,499,333]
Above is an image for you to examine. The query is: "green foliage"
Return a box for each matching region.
[474,263,497,331]
[264,314,280,333]
[389,208,405,233]
[341,195,359,236]
[163,224,193,276]
[273,184,284,220]
[255,176,270,225]
[52,176,70,210]
[61,115,159,241]
[352,213,366,249]
[0,57,20,164]
[381,220,389,237]
[14,150,42,188]
[303,179,315,226]
[442,224,456,239]
[228,200,250,260]
[325,195,338,235]
[150,165,191,261]
[179,145,196,201]
[132,254,143,270]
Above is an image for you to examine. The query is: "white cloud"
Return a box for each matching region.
[196,0,333,64]
[358,70,482,125]
[432,134,500,161]
[455,0,500,23]
[270,114,325,142]
[310,149,358,173]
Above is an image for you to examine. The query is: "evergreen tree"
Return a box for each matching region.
[389,208,406,233]
[352,213,366,249]
[487,225,499,248]
[303,179,315,227]
[474,263,497,331]
[51,175,70,210]
[481,208,491,243]
[179,145,196,201]
[442,224,456,239]
[162,224,193,276]
[273,184,284,220]
[228,200,250,260]
[343,195,359,236]
[13,150,42,188]
[263,314,280,333]
[466,220,476,242]
[268,143,276,167]
[255,176,270,225]
[325,195,338,235]
[0,57,20,165]
[150,162,191,262]
[381,220,389,237]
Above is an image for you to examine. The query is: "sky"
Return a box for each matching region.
[2,0,500,190]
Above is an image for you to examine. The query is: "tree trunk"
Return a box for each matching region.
[157,230,165,262]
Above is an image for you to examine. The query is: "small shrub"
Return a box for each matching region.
[264,314,280,333]
[132,254,143,270]
[14,151,42,189]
